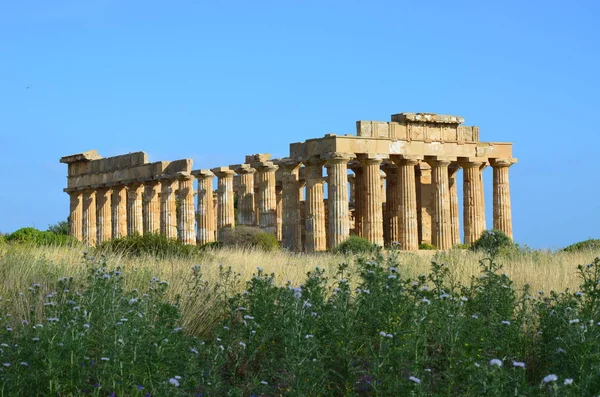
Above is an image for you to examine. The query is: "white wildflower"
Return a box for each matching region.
[20,362,28,366]
[564,378,573,385]
[569,319,580,325]
[305,334,314,339]
[169,378,180,387]
[501,320,511,325]
[408,376,421,384]
[260,380,268,385]
[471,314,479,319]
[189,348,199,354]
[239,341,246,348]
[542,374,558,383]
[100,357,110,361]
[512,361,526,368]
[421,298,431,305]
[243,315,254,320]
[489,359,502,367]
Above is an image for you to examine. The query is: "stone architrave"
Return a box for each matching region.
[111,185,127,239]
[382,162,399,245]
[143,180,161,234]
[348,161,363,237]
[212,167,236,239]
[192,170,216,245]
[323,152,354,249]
[82,189,97,246]
[96,187,112,244]
[359,154,387,246]
[491,158,516,239]
[127,182,144,236]
[160,177,178,240]
[279,159,302,251]
[461,159,486,244]
[448,163,461,246]
[427,158,453,250]
[233,165,256,226]
[253,162,278,234]
[393,156,420,251]
[68,190,83,241]
[304,159,326,252]
[177,173,196,245]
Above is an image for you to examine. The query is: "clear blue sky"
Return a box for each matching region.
[1,0,598,249]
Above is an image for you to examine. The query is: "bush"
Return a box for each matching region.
[219,226,279,251]
[96,232,200,258]
[47,220,70,235]
[419,242,436,250]
[6,227,78,246]
[333,236,378,255]
[453,243,471,250]
[470,229,513,258]
[562,239,600,252]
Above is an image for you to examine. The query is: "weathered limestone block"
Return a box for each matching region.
[160,178,178,240]
[68,191,83,241]
[323,152,354,249]
[127,183,144,236]
[82,189,97,246]
[393,156,420,251]
[233,164,256,226]
[359,154,387,246]
[212,167,236,239]
[96,188,112,244]
[304,159,326,252]
[461,159,487,244]
[427,158,453,250]
[192,170,216,245]
[143,181,161,234]
[111,185,127,239]
[491,158,516,239]
[177,173,196,245]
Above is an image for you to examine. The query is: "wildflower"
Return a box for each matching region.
[6,327,12,332]
[303,301,312,308]
[216,338,221,342]
[137,385,144,390]
[235,307,247,311]
[305,334,314,339]
[564,378,573,385]
[189,348,199,355]
[460,297,468,302]
[83,324,90,329]
[501,320,511,325]
[362,289,370,294]
[420,286,430,291]
[218,345,224,351]
[293,288,302,299]
[489,359,502,367]
[239,341,247,348]
[20,362,28,366]
[3,363,11,367]
[379,331,387,337]
[439,293,450,299]
[425,368,431,372]
[421,298,431,305]
[569,319,580,325]
[47,317,59,323]
[100,357,110,361]
[542,374,558,383]
[260,381,268,385]
[471,314,478,319]
[32,283,41,288]
[388,274,397,279]
[408,376,421,384]
[32,337,39,341]
[512,361,526,368]
[575,291,584,297]
[173,327,182,332]
[474,363,480,367]
[244,315,254,320]
[389,267,398,273]
[128,298,138,305]
[556,347,566,353]
[169,378,180,387]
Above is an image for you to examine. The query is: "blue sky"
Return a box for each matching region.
[0,0,598,249]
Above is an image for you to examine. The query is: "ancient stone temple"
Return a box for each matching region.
[60,112,516,251]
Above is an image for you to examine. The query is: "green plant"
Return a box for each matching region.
[562,239,600,252]
[470,229,513,258]
[96,232,200,258]
[5,227,78,246]
[419,242,436,250]
[219,226,279,251]
[47,220,70,235]
[453,243,471,249]
[333,236,378,255]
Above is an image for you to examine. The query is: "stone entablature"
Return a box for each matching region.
[60,112,516,252]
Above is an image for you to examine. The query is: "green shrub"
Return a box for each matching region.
[96,232,199,258]
[453,243,471,249]
[333,236,378,255]
[419,242,436,250]
[47,220,70,235]
[6,227,78,246]
[562,239,600,252]
[470,229,513,257]
[198,241,223,251]
[219,226,279,251]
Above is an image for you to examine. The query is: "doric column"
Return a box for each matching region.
[416,163,433,245]
[192,170,216,245]
[359,154,387,246]
[461,160,486,244]
[276,185,283,241]
[177,173,196,245]
[348,174,356,207]
[427,158,453,250]
[68,190,83,241]
[160,177,178,239]
[279,159,302,251]
[348,162,363,237]
[234,165,256,226]
[394,157,420,251]
[449,164,461,246]
[111,185,127,239]
[324,152,354,249]
[96,187,112,244]
[491,158,516,239]
[143,181,161,234]
[304,159,326,252]
[382,163,398,246]
[82,189,97,246]
[212,167,236,239]
[254,162,278,234]
[127,182,144,236]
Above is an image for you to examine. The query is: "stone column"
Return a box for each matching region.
[382,163,399,245]
[111,185,127,239]
[68,190,83,241]
[192,170,216,245]
[82,189,97,246]
[143,181,161,234]
[177,173,196,245]
[160,177,178,239]
[348,162,363,237]
[491,158,515,239]
[234,165,256,226]
[127,182,144,236]
[359,155,386,246]
[348,174,356,207]
[427,158,453,250]
[254,162,278,234]
[461,160,486,244]
[324,152,354,249]
[449,164,461,246]
[304,159,326,252]
[279,159,302,251]
[416,163,433,245]
[212,167,236,239]
[96,187,112,244]
[276,185,283,241]
[394,157,420,251]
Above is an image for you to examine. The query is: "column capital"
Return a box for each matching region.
[231,163,257,175]
[458,157,488,168]
[252,161,279,172]
[191,169,215,179]
[426,156,454,168]
[274,157,302,171]
[211,166,236,177]
[175,172,194,181]
[490,158,518,168]
[358,153,388,166]
[143,179,161,187]
[391,155,422,167]
[322,152,355,165]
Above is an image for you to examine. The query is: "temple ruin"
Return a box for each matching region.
[60,112,516,251]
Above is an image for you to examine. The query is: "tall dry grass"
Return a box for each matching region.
[0,243,598,336]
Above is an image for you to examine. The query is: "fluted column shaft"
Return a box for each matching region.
[449,165,461,246]
[177,175,196,245]
[280,161,301,251]
[492,159,514,239]
[383,164,399,245]
[127,183,144,236]
[160,178,178,239]
[428,159,452,250]
[68,191,83,241]
[255,163,278,234]
[194,170,216,245]
[349,165,363,236]
[212,168,236,239]
[82,189,97,246]
[304,161,326,252]
[111,186,127,239]
[235,166,256,226]
[360,156,385,246]
[143,181,161,234]
[462,161,486,244]
[395,158,420,251]
[324,153,353,249]
[96,188,112,244]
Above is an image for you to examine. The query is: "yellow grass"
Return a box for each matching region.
[0,244,598,336]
